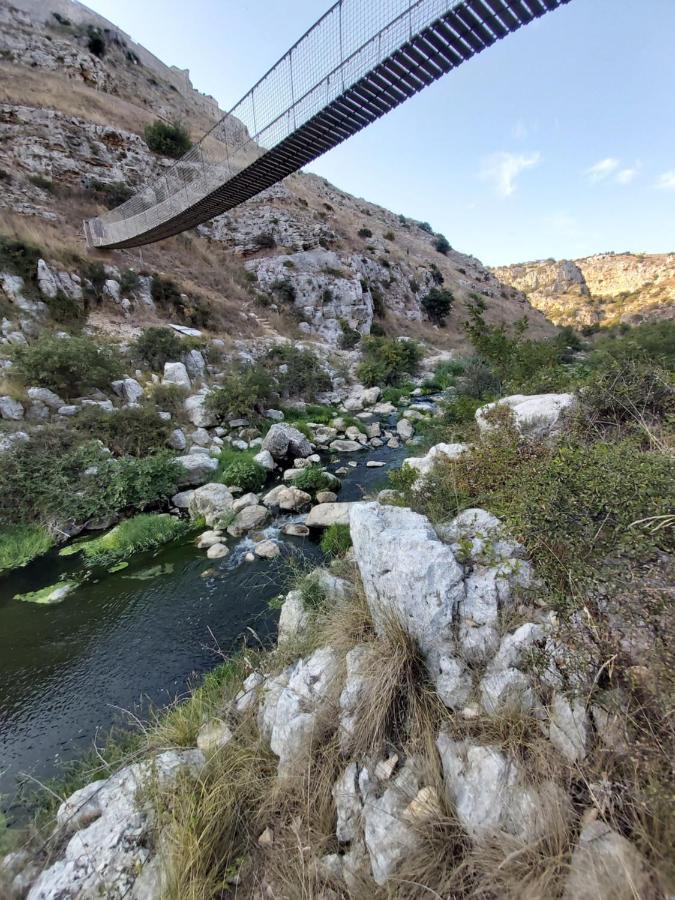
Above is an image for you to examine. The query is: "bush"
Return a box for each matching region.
[144,120,191,159]
[151,275,208,327]
[86,179,134,209]
[0,525,54,574]
[358,227,373,239]
[357,336,422,386]
[264,345,331,400]
[81,514,187,568]
[434,234,451,255]
[292,466,334,496]
[0,236,40,289]
[339,319,361,350]
[421,288,454,325]
[74,406,171,457]
[370,285,386,318]
[590,321,675,370]
[87,27,106,57]
[220,457,267,492]
[80,260,107,302]
[135,326,185,371]
[0,428,179,530]
[44,290,88,327]
[456,355,500,400]
[10,334,123,398]
[149,383,189,417]
[320,523,352,558]
[206,366,275,421]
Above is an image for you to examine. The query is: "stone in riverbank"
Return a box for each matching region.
[306,502,354,528]
[175,453,219,487]
[475,393,576,439]
[262,423,312,460]
[189,483,234,526]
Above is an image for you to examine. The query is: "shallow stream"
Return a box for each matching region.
[0,441,407,822]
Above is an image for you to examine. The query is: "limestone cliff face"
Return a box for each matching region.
[493,253,675,328]
[0,0,553,348]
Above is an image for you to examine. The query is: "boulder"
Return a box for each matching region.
[363,761,422,885]
[404,442,470,478]
[254,540,280,559]
[162,361,191,389]
[169,324,202,338]
[258,647,339,780]
[190,427,210,447]
[0,395,24,420]
[547,693,590,762]
[262,484,312,512]
[175,453,219,487]
[333,762,361,843]
[282,523,309,537]
[167,428,187,451]
[479,667,536,715]
[396,418,414,440]
[183,348,206,380]
[227,505,269,537]
[196,720,233,753]
[188,483,234,526]
[183,392,216,428]
[253,449,275,472]
[278,590,310,644]
[338,644,378,751]
[262,423,312,459]
[235,672,265,713]
[197,529,224,549]
[563,820,650,900]
[307,502,354,528]
[111,378,144,404]
[265,409,285,421]
[329,439,363,453]
[315,490,338,504]
[476,393,576,439]
[171,489,194,509]
[27,386,64,410]
[232,492,259,512]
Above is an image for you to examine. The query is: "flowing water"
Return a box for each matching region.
[0,442,407,822]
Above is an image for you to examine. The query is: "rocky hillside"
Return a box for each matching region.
[0,0,553,354]
[493,253,675,329]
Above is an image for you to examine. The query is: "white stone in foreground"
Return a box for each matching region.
[475,393,576,439]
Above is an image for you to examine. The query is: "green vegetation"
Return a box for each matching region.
[44,290,88,328]
[0,427,180,531]
[14,581,78,605]
[134,326,186,371]
[370,285,386,318]
[73,406,171,457]
[320,523,352,558]
[338,319,361,350]
[151,275,208,327]
[292,466,335,496]
[85,179,134,209]
[0,525,54,575]
[148,383,189,417]
[80,514,187,568]
[144,120,192,159]
[219,457,267,493]
[421,287,454,325]
[206,367,274,422]
[357,227,372,238]
[10,334,123,398]
[0,236,40,289]
[357,336,422,386]
[433,233,451,255]
[264,344,331,400]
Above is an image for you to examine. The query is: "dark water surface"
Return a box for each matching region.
[0,443,406,821]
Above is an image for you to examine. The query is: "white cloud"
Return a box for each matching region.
[656,170,675,190]
[586,157,620,182]
[615,166,639,185]
[481,151,541,198]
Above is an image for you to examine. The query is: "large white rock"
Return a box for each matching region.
[0,395,24,420]
[563,820,650,900]
[183,391,216,428]
[175,453,219,487]
[261,423,312,459]
[436,734,564,843]
[277,590,310,644]
[226,504,269,536]
[476,393,576,439]
[26,750,205,900]
[396,418,414,440]
[189,483,234,527]
[162,361,191,389]
[404,442,470,478]
[27,386,64,410]
[111,377,144,404]
[363,761,422,885]
[548,693,590,762]
[329,439,363,453]
[259,647,339,780]
[253,449,275,472]
[333,762,362,843]
[263,484,312,511]
[307,502,354,528]
[338,644,377,751]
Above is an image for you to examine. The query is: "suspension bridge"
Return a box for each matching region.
[84,0,571,250]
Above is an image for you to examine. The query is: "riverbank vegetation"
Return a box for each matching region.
[79,514,188,568]
[0,524,53,575]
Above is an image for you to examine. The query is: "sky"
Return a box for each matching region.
[83,0,675,266]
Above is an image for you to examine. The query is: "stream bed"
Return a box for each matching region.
[0,443,406,822]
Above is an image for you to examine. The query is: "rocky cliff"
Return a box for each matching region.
[0,0,553,353]
[493,253,675,329]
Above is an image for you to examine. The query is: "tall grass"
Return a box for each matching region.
[0,524,54,574]
[81,514,187,567]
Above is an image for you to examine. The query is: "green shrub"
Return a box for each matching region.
[419,221,433,234]
[384,231,395,241]
[320,523,352,558]
[292,466,334,496]
[264,345,331,400]
[144,120,191,159]
[10,334,123,398]
[370,286,386,319]
[44,290,88,327]
[339,319,361,350]
[135,327,185,371]
[0,236,40,289]
[0,525,54,574]
[85,179,133,209]
[28,174,55,193]
[456,355,500,399]
[0,428,179,530]
[220,457,267,492]
[74,406,171,457]
[81,514,186,567]
[421,288,454,325]
[434,234,451,255]
[381,383,414,404]
[80,260,107,302]
[357,336,422,386]
[590,321,675,370]
[358,227,373,239]
[149,383,189,417]
[296,572,328,612]
[206,366,275,421]
[150,275,208,327]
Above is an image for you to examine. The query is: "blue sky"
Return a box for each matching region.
[85,0,675,266]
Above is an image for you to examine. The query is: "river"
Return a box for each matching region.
[0,441,407,823]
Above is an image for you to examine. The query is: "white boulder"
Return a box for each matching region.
[476,393,576,439]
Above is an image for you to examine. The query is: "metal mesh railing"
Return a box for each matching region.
[85,0,461,247]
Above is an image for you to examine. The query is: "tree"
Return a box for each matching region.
[421,288,454,325]
[434,233,451,255]
[144,120,192,159]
